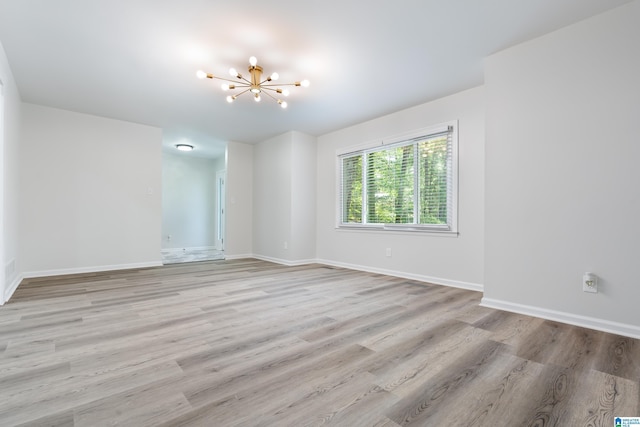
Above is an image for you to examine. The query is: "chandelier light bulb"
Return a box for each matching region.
[301,79,310,87]
[221,84,229,91]
[249,56,258,66]
[196,70,207,79]
[229,67,237,77]
[282,89,290,97]
[279,100,287,109]
[254,94,261,102]
[226,95,235,103]
[270,72,279,81]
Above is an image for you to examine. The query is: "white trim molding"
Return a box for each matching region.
[161,245,218,254]
[2,273,23,305]
[228,255,484,292]
[22,261,163,280]
[223,253,255,261]
[316,258,483,292]
[481,297,640,339]
[2,261,163,305]
[252,254,318,267]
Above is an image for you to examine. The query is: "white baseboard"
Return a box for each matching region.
[253,254,318,267]
[0,260,167,305]
[480,297,640,339]
[161,246,219,253]
[22,261,163,280]
[225,254,483,291]
[223,253,254,261]
[315,258,483,292]
[2,273,24,305]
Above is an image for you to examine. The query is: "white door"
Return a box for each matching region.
[216,170,226,251]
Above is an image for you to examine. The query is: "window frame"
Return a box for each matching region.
[336,121,458,234]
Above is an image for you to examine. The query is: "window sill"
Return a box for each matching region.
[336,224,458,237]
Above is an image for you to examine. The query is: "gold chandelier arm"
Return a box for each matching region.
[227,83,251,89]
[237,75,252,85]
[209,75,252,86]
[260,87,287,94]
[233,88,252,97]
[260,90,280,103]
[260,82,300,88]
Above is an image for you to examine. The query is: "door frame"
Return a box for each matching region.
[215,169,226,251]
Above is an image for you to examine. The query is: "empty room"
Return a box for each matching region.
[0,0,639,426]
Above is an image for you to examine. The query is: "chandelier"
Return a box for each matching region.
[197,56,309,109]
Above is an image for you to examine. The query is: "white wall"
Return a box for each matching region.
[162,151,224,249]
[20,104,163,275]
[0,40,22,303]
[253,132,292,260]
[0,75,3,302]
[253,131,317,264]
[225,141,253,258]
[484,1,640,336]
[316,86,485,290]
[290,131,317,261]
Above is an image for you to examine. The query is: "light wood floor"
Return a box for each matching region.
[1,259,638,426]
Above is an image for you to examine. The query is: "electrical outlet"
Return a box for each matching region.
[583,272,597,293]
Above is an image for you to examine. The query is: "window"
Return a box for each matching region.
[338,122,457,232]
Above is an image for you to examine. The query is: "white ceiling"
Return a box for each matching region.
[0,0,633,158]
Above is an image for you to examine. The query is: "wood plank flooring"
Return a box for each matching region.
[0,259,638,426]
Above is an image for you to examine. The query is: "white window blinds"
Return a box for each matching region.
[339,123,457,232]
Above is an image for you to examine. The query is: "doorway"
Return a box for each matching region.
[160,150,226,265]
